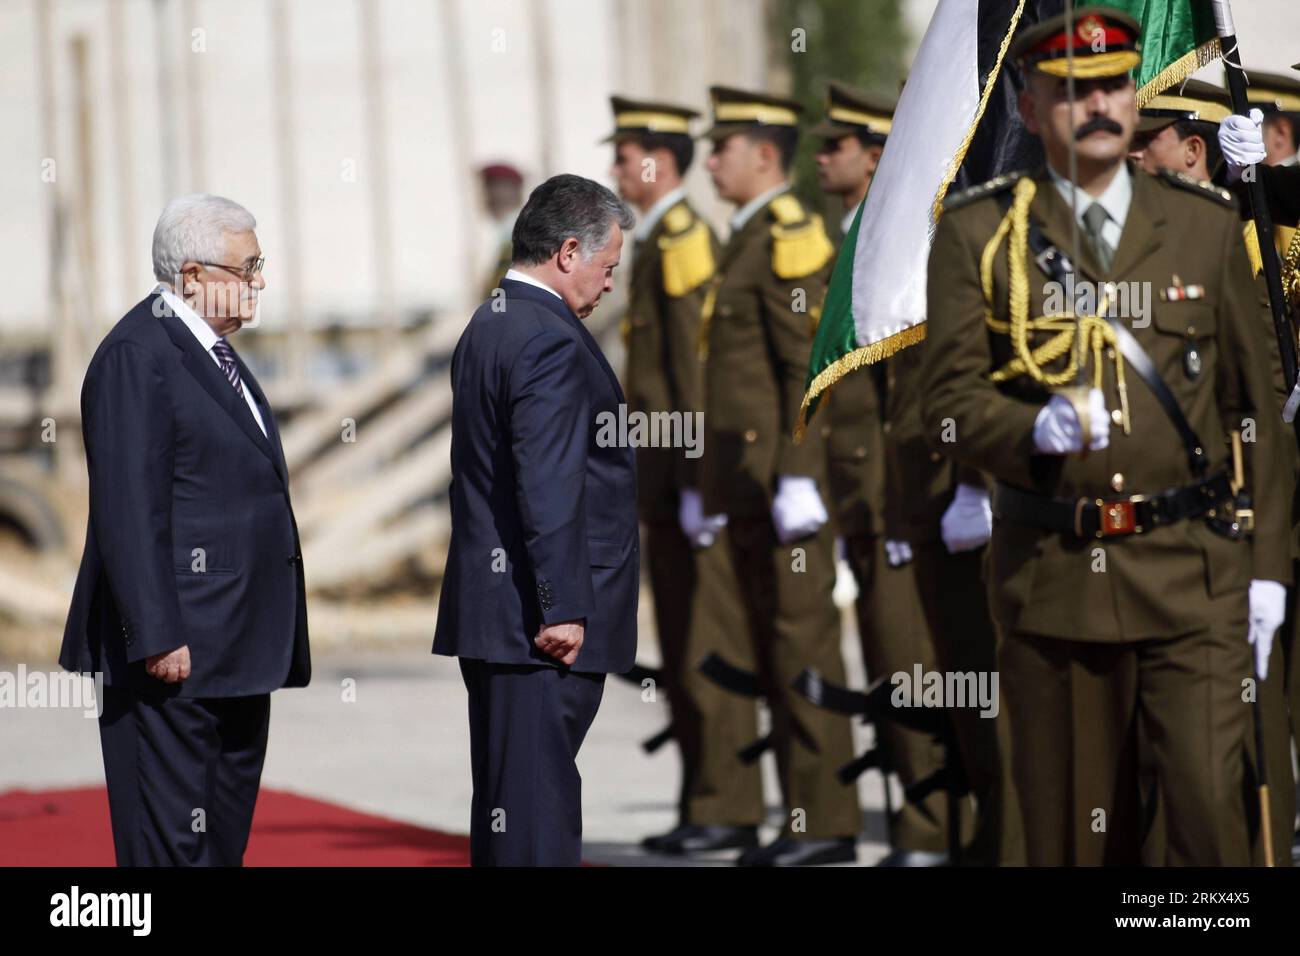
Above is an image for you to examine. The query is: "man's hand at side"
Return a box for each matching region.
[146,645,191,684]
[535,620,585,666]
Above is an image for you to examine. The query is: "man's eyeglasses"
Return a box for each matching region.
[197,257,265,282]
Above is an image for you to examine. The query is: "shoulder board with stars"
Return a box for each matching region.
[1156,169,1235,207]
[941,170,1028,212]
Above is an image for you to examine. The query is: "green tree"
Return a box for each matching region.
[768,0,909,211]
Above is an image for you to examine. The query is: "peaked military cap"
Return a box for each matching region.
[1010,6,1141,79]
[602,96,700,144]
[702,85,803,140]
[810,81,895,142]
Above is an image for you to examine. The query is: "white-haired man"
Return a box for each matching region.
[61,193,311,866]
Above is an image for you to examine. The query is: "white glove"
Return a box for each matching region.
[771,475,829,544]
[884,539,913,567]
[1247,579,1286,681]
[1033,388,1110,454]
[833,554,859,608]
[678,488,727,548]
[1218,108,1266,183]
[941,483,992,554]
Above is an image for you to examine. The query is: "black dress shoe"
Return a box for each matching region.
[641,824,692,852]
[736,836,858,867]
[645,824,759,855]
[875,848,949,867]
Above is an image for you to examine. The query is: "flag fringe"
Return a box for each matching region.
[795,0,1029,444]
[793,323,928,443]
[930,0,1029,225]
[1135,38,1223,107]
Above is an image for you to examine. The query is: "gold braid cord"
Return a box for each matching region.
[979,177,1131,433]
[1285,228,1300,310]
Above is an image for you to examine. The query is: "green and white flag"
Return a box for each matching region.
[796,0,1222,440]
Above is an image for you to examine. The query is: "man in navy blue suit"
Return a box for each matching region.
[434,175,639,866]
[61,194,310,866]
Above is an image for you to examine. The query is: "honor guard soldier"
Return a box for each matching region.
[477,163,525,300]
[1242,67,1300,167]
[812,82,952,865]
[1135,80,1297,866]
[806,78,1027,865]
[599,97,757,855]
[1217,63,1300,863]
[922,8,1292,865]
[693,85,861,866]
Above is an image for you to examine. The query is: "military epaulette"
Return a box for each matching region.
[662,202,694,236]
[766,195,834,279]
[768,193,808,226]
[1156,168,1235,207]
[941,171,1028,212]
[658,202,715,297]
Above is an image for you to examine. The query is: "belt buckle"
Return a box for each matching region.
[1099,499,1137,537]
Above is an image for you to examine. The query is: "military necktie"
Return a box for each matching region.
[1082,202,1114,273]
[211,338,243,395]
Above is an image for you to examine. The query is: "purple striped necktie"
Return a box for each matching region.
[211,338,243,394]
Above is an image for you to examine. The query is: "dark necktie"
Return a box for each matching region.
[211,338,243,395]
[1083,202,1115,273]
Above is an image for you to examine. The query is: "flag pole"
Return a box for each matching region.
[1212,0,1300,425]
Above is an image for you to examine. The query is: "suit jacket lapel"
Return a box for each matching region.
[154,295,283,481]
[1030,164,1162,281]
[232,353,290,485]
[1031,168,1106,281]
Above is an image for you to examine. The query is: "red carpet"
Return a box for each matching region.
[0,787,471,866]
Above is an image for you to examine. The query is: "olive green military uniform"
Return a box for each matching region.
[812,81,950,852]
[826,364,951,853]
[601,96,762,832]
[1136,82,1298,865]
[881,344,1025,865]
[1242,218,1300,866]
[622,190,760,827]
[922,161,1293,865]
[698,181,860,841]
[479,235,514,302]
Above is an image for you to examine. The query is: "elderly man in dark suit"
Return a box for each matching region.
[61,193,311,866]
[434,174,638,866]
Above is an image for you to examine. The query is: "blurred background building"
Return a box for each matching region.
[0,0,1295,656]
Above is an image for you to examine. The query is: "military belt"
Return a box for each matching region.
[992,469,1235,540]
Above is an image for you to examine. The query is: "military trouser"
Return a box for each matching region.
[913,541,1025,865]
[682,524,765,827]
[1000,589,1254,866]
[712,514,860,840]
[643,519,701,825]
[844,532,948,852]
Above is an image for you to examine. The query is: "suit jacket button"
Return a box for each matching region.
[929,451,942,463]
[854,446,867,458]
[744,429,758,443]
